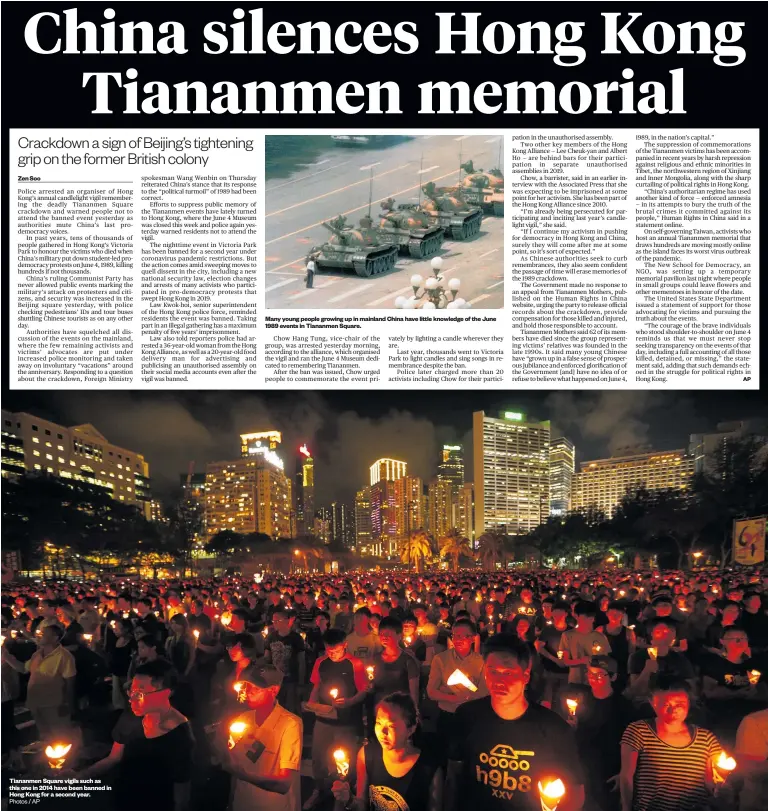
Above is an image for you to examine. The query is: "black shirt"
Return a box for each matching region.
[112,713,194,811]
[365,737,441,811]
[449,698,584,810]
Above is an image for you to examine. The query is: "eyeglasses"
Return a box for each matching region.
[128,688,165,701]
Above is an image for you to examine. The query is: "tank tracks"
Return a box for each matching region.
[446,211,483,240]
[352,246,399,278]
[406,230,444,259]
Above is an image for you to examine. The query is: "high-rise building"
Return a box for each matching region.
[572,449,695,518]
[1,410,151,516]
[438,445,464,488]
[370,479,398,558]
[473,410,551,537]
[205,455,292,539]
[355,487,373,553]
[240,431,282,457]
[370,458,407,486]
[314,506,332,544]
[294,444,315,536]
[689,420,768,475]
[458,482,476,547]
[330,502,355,548]
[428,478,458,539]
[394,476,425,539]
[550,437,575,516]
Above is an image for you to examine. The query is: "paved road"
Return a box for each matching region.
[264,134,505,309]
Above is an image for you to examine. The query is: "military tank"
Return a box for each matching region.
[309,215,399,278]
[362,198,444,259]
[420,182,483,240]
[439,160,504,216]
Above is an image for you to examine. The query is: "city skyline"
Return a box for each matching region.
[2,390,764,505]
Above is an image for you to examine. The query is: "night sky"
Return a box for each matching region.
[2,391,765,505]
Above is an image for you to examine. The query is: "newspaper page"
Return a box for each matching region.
[1,3,766,811]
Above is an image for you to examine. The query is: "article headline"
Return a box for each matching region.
[22,9,747,116]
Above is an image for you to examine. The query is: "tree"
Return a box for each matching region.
[399,530,433,573]
[439,528,473,572]
[476,529,506,570]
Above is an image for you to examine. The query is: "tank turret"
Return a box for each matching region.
[310,214,398,278]
[364,197,444,258]
[436,161,504,216]
[421,182,483,240]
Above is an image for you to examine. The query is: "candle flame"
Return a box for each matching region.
[229,721,247,735]
[233,682,243,693]
[333,749,347,763]
[366,666,375,680]
[330,688,339,699]
[716,752,736,771]
[45,743,72,759]
[566,699,578,715]
[446,669,478,692]
[539,779,566,800]
[193,630,200,639]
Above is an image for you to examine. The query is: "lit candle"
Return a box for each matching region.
[566,698,578,717]
[0,634,5,646]
[333,748,350,778]
[748,669,761,685]
[366,666,375,681]
[446,669,478,692]
[83,633,93,644]
[648,647,658,660]
[45,743,73,769]
[261,626,269,638]
[330,688,339,700]
[712,751,736,785]
[233,681,243,694]
[557,651,564,660]
[592,643,602,655]
[110,620,116,629]
[724,674,734,684]
[538,778,566,811]
[404,635,413,646]
[221,613,231,627]
[228,721,248,750]
[193,630,200,643]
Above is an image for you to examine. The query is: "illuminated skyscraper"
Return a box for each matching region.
[205,454,292,540]
[458,482,476,547]
[1,410,151,517]
[331,502,355,548]
[549,437,575,516]
[355,487,373,553]
[394,476,425,539]
[572,449,695,518]
[240,430,282,457]
[438,445,464,488]
[429,444,465,538]
[294,444,315,536]
[370,480,398,558]
[473,410,551,536]
[370,458,407,486]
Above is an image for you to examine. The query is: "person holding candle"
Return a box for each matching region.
[427,618,487,751]
[331,692,443,811]
[264,608,306,716]
[345,608,382,664]
[627,618,695,703]
[537,601,574,709]
[77,659,194,811]
[620,676,723,811]
[303,628,369,810]
[700,626,766,747]
[445,634,585,811]
[369,617,420,712]
[559,601,611,686]
[217,663,302,811]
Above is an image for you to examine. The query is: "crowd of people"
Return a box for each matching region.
[2,565,768,811]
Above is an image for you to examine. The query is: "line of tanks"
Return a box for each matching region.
[306,161,505,279]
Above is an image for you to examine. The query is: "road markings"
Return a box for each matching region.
[359,162,381,171]
[302,159,330,167]
[485,137,501,143]
[291,281,336,300]
[265,167,465,245]
[422,135,436,140]
[327,284,373,304]
[267,161,351,191]
[265,278,302,293]
[366,286,414,307]
[478,248,499,259]
[454,135,470,142]
[486,281,504,290]
[267,255,306,273]
[418,165,439,174]
[468,294,491,306]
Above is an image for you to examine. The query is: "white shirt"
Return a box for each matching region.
[228,703,303,811]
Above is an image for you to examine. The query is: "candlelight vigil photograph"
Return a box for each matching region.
[1,389,767,811]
